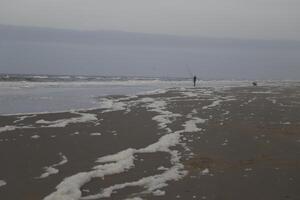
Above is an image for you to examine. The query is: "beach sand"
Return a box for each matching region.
[0,84,300,200]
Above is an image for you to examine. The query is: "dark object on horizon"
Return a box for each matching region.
[193,76,197,87]
[252,81,258,86]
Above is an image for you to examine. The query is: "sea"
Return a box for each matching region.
[0,74,290,115]
[0,74,194,115]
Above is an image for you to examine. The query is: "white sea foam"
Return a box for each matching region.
[157,166,168,171]
[32,75,49,79]
[14,115,35,123]
[271,99,277,104]
[181,108,207,133]
[153,189,166,196]
[241,97,257,106]
[244,168,253,172]
[145,98,181,130]
[200,168,210,175]
[37,153,68,179]
[0,125,17,133]
[183,117,206,133]
[191,109,197,114]
[42,87,237,199]
[203,96,236,110]
[90,133,102,136]
[0,180,6,187]
[36,112,98,127]
[224,111,230,115]
[202,99,223,109]
[251,91,273,94]
[53,153,68,166]
[43,132,185,200]
[43,96,188,200]
[139,89,167,95]
[0,125,32,133]
[222,139,229,146]
[182,91,198,97]
[139,97,155,103]
[99,98,127,113]
[83,154,185,199]
[281,122,291,125]
[58,76,72,79]
[38,167,59,179]
[31,135,40,139]
[71,131,80,136]
[202,89,213,95]
[124,198,143,200]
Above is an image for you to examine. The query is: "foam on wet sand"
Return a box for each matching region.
[1,82,300,200]
[37,153,68,179]
[43,95,189,200]
[36,112,98,127]
[0,180,6,187]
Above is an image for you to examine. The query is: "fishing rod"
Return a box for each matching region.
[185,64,194,78]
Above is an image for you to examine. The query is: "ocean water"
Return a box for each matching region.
[0,74,289,115]
[0,74,193,114]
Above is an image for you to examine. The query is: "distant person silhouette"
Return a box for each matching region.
[193,76,197,87]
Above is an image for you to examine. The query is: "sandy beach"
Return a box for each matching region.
[1,84,300,200]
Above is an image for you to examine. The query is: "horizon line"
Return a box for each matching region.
[1,23,300,43]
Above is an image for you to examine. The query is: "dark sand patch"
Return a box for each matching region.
[1,85,300,199]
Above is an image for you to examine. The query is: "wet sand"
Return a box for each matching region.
[0,84,300,200]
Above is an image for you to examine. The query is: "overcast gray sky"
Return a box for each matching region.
[1,1,300,79]
[1,0,300,40]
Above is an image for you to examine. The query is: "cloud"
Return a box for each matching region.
[0,0,300,40]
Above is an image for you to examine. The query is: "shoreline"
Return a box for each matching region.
[1,84,300,199]
[2,80,299,116]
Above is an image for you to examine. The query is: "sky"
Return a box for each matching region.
[1,0,300,40]
[1,0,300,79]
